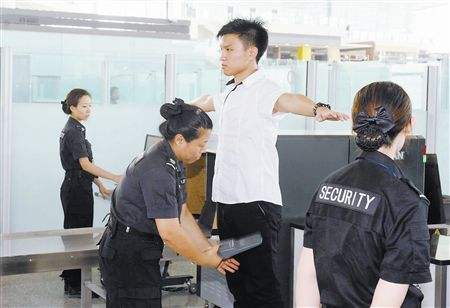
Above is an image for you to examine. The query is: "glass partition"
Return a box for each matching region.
[175,56,222,101]
[4,30,187,232]
[175,55,222,131]
[311,61,351,133]
[2,27,449,232]
[315,61,429,136]
[389,63,428,137]
[12,53,106,104]
[436,57,450,195]
[109,57,164,105]
[315,61,390,134]
[315,61,330,104]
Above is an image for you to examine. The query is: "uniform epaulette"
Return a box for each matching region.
[400,178,429,205]
[165,158,177,173]
[132,152,145,166]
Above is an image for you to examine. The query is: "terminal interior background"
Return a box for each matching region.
[0,0,450,307]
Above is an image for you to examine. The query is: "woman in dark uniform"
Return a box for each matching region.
[59,88,122,296]
[99,99,239,308]
[296,81,431,307]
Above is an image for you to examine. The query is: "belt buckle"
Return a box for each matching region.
[126,226,130,233]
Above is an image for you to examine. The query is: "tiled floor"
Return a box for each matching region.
[0,261,207,308]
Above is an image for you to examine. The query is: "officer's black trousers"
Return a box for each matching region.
[60,175,94,289]
[217,201,283,308]
[99,227,164,308]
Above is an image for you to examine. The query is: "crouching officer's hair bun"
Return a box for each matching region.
[159,98,213,142]
[351,81,412,152]
[160,98,184,119]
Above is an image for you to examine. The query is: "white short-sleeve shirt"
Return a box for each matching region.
[211,69,285,205]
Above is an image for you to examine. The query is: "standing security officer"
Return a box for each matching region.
[296,81,432,308]
[59,88,122,297]
[99,99,239,308]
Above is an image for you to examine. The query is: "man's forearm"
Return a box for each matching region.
[274,93,316,116]
[286,93,316,116]
[189,95,215,112]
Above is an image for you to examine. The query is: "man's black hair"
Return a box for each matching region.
[217,19,268,63]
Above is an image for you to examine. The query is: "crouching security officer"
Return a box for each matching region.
[99,99,239,307]
[296,81,431,308]
[59,88,122,297]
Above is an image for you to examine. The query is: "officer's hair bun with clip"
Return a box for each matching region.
[160,98,185,120]
[353,106,395,152]
[159,97,213,143]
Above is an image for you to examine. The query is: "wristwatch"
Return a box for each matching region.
[313,102,331,116]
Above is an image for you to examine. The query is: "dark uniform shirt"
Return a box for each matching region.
[304,150,432,307]
[111,140,187,235]
[60,117,93,171]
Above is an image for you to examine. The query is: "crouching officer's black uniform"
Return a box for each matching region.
[59,116,95,293]
[304,150,432,307]
[99,140,186,308]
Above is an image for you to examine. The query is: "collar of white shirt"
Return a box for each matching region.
[225,69,266,88]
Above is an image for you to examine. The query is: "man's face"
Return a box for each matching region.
[219,33,257,76]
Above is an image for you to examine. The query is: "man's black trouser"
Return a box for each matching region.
[98,221,164,308]
[60,172,94,289]
[217,201,283,308]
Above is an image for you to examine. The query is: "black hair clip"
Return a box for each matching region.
[172,98,185,105]
[161,98,184,118]
[353,106,395,133]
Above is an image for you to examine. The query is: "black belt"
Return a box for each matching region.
[115,220,157,239]
[65,169,95,180]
